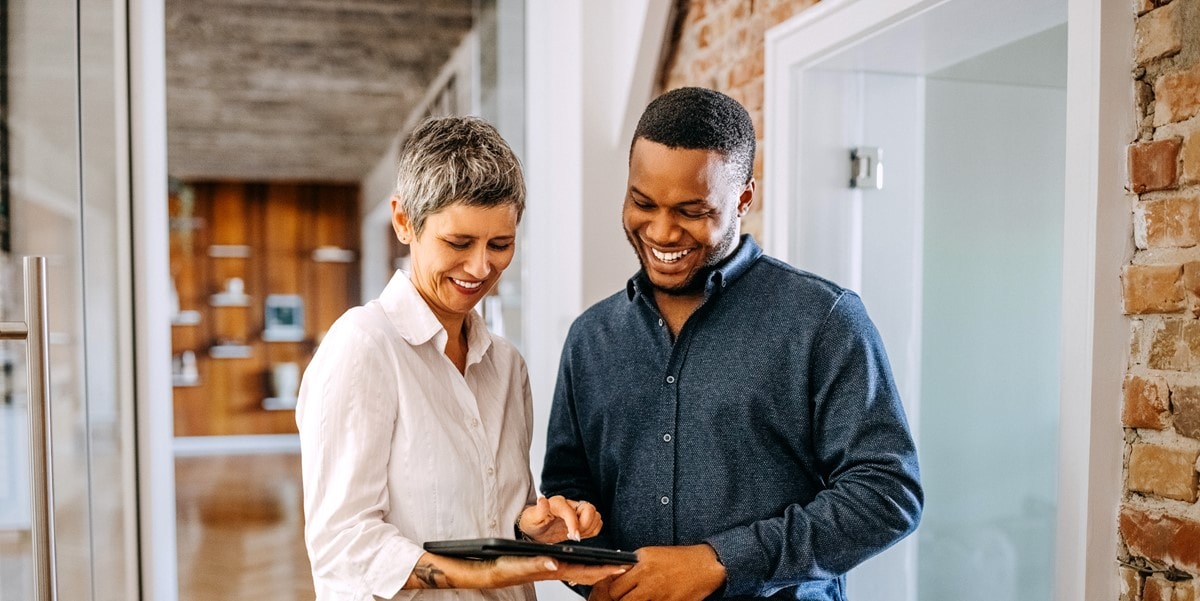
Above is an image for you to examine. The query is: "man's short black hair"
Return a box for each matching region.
[632,86,756,185]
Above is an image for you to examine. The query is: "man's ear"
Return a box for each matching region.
[736,179,756,218]
[391,196,414,244]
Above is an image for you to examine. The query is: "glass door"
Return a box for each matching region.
[1,0,137,598]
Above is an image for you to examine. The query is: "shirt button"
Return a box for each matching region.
[489,519,498,529]
[662,434,672,442]
[660,496,670,505]
[487,466,495,475]
[666,375,675,384]
[471,418,480,428]
[658,318,664,327]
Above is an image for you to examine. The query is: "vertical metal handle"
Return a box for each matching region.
[0,257,57,600]
[26,256,56,601]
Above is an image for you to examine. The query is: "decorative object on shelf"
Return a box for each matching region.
[263,361,300,410]
[207,244,251,259]
[210,277,250,306]
[172,350,200,386]
[171,310,201,326]
[262,294,305,342]
[209,342,253,359]
[311,246,356,263]
[169,277,202,325]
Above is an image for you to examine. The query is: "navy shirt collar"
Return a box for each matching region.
[625,234,764,302]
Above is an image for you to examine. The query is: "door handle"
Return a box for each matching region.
[0,256,57,601]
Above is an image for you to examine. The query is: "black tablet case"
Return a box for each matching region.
[423,538,637,566]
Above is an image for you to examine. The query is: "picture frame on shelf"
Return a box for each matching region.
[262,294,305,342]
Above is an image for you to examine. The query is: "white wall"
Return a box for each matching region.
[524,2,670,598]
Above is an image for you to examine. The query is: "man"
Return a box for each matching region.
[541,87,922,601]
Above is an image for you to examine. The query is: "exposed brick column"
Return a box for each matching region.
[1123,0,1200,597]
[659,0,821,242]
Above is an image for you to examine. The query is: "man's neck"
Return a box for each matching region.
[653,289,704,339]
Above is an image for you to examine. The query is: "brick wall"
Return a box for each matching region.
[665,0,1200,596]
[1123,0,1200,597]
[660,0,820,241]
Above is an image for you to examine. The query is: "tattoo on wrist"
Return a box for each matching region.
[414,562,451,588]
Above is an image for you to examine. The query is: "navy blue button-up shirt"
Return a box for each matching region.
[542,236,922,600]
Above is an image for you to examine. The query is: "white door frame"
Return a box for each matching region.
[763,0,1132,599]
[130,0,180,598]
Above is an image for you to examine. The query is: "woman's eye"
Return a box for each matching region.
[489,243,513,251]
[446,240,471,250]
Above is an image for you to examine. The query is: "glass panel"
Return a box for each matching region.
[916,28,1066,601]
[79,0,136,598]
[1,0,134,598]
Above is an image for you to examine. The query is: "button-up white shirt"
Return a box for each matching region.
[297,272,536,601]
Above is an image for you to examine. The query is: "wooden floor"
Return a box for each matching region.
[176,453,315,601]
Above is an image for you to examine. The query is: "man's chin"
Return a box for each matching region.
[646,270,706,296]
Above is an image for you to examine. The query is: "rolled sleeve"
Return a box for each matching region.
[297,314,421,599]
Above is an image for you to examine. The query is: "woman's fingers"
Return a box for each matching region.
[547,495,582,541]
[555,563,630,586]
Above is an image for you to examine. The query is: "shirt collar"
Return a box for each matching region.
[377,270,493,363]
[625,234,764,302]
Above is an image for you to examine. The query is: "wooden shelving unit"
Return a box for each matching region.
[169,181,361,437]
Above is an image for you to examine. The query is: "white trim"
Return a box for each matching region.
[764,0,1130,598]
[1054,1,1133,599]
[173,435,302,457]
[129,0,179,598]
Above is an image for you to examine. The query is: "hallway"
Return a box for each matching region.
[176,453,313,600]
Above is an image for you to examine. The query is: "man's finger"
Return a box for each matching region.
[577,502,602,537]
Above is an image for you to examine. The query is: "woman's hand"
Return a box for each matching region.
[406,552,628,589]
[517,495,602,543]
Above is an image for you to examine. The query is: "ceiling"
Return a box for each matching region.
[165,0,475,183]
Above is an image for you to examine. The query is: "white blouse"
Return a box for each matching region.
[297,272,537,601]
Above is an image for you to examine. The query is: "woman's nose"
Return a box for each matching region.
[463,247,492,279]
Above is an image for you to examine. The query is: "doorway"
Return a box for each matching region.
[766,0,1068,598]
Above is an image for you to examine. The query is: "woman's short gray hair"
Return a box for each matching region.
[394,116,525,236]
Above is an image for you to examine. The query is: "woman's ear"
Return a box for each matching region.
[391,196,413,244]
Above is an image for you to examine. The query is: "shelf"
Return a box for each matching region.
[209,293,251,307]
[262,328,305,342]
[312,246,356,263]
[171,310,202,326]
[262,397,298,411]
[207,245,251,259]
[209,344,253,359]
[172,374,200,387]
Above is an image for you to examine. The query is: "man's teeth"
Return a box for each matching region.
[651,248,691,263]
[452,278,483,289]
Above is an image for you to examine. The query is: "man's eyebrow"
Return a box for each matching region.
[629,186,708,206]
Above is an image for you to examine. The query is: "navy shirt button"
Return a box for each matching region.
[660,496,670,505]
[666,375,675,384]
[662,434,672,442]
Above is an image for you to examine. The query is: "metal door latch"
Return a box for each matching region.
[850,146,883,190]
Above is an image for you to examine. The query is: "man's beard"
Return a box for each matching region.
[625,223,740,297]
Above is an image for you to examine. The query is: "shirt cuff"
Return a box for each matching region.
[365,536,425,599]
[705,526,767,598]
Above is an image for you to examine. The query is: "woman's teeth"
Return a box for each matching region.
[452,278,482,289]
[651,248,691,263]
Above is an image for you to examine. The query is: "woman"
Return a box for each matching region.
[297,116,623,600]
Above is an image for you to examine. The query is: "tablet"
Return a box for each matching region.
[423,537,637,566]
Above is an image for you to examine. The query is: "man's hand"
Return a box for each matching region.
[608,544,726,601]
[588,576,616,601]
